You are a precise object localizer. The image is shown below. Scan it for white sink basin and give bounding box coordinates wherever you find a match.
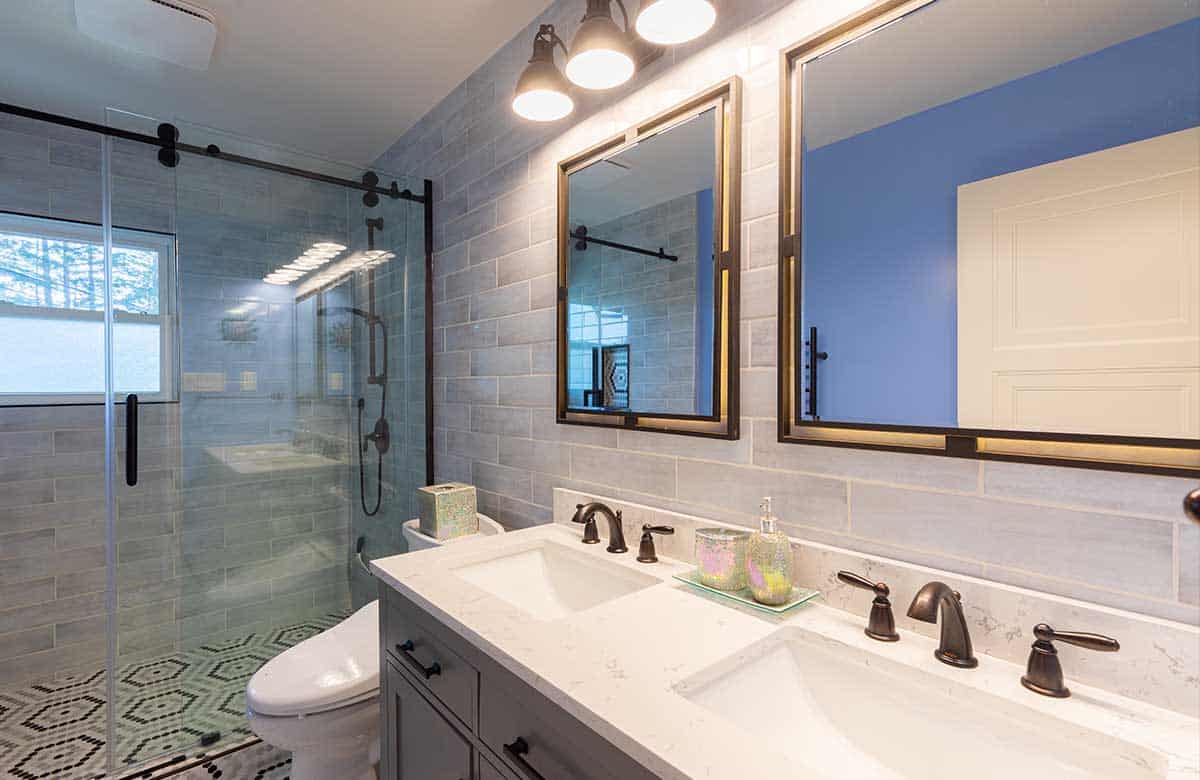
[679,627,1166,779]
[452,541,658,621]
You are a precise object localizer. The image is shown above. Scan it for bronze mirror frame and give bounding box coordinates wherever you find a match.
[556,77,742,439]
[776,0,1200,477]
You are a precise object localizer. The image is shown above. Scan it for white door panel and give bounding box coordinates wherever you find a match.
[958,127,1200,437]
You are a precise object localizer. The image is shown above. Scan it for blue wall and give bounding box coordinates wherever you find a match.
[801,18,1200,426]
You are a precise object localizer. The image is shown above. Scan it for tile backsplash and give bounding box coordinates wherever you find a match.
[376,0,1198,626]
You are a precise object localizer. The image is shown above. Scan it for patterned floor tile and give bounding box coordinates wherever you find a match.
[0,610,349,779]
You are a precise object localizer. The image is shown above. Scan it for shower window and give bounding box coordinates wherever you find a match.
[0,212,176,403]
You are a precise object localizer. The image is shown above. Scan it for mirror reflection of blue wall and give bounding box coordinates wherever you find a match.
[801,17,1200,426]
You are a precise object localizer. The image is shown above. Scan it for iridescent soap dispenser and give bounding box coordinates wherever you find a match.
[747,497,793,605]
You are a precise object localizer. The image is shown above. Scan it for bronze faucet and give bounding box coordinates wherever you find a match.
[571,502,627,553]
[907,581,978,668]
[1021,623,1119,698]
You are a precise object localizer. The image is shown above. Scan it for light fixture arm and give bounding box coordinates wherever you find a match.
[613,0,630,33]
[532,23,570,61]
[581,0,630,34]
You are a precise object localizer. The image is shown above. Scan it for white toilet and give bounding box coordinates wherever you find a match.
[245,514,503,780]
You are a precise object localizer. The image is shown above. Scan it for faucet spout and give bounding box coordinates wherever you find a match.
[571,502,627,554]
[907,581,978,668]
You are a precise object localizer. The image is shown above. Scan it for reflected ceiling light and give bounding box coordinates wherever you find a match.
[565,0,636,90]
[635,0,716,45]
[513,24,575,122]
[262,240,347,285]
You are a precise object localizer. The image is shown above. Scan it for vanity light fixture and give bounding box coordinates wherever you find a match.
[635,0,716,45]
[513,24,575,122]
[564,0,636,90]
[513,0,719,120]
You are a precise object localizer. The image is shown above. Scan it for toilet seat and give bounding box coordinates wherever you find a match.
[246,600,380,717]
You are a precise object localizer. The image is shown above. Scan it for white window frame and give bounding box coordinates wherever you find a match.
[0,212,177,405]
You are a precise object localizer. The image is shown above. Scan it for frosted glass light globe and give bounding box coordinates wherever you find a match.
[512,89,575,122]
[565,48,635,90]
[635,0,716,45]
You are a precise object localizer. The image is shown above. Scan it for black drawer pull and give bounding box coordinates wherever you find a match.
[503,737,547,780]
[396,640,441,679]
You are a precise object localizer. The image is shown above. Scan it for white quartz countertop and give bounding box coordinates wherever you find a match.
[372,523,1200,779]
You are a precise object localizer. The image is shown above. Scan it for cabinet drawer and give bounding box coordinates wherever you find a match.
[384,600,478,729]
[480,675,624,780]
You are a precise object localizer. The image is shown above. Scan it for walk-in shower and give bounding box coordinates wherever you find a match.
[0,102,431,777]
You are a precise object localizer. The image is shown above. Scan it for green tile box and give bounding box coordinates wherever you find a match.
[417,482,478,540]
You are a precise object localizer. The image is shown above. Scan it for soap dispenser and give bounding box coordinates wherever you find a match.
[747,497,793,605]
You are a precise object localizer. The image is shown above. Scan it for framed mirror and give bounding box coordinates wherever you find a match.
[779,0,1199,475]
[557,78,741,439]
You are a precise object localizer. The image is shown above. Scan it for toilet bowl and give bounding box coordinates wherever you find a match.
[246,600,381,780]
[246,513,504,779]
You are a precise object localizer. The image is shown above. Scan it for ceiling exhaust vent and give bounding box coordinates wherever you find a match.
[74,0,217,70]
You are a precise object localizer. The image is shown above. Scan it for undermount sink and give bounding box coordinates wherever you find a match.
[452,541,658,621]
[678,627,1166,779]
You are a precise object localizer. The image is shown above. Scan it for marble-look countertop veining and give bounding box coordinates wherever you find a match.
[372,523,1200,779]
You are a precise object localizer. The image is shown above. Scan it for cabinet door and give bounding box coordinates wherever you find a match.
[382,660,474,780]
[479,753,516,780]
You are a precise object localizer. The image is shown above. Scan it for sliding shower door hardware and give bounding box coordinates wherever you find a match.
[361,172,410,206]
[571,224,678,261]
[0,102,425,203]
[156,123,179,168]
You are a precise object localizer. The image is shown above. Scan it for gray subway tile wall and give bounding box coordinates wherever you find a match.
[374,0,1199,625]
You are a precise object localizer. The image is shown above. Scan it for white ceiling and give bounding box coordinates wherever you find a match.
[0,0,554,166]
[569,110,716,227]
[804,0,1200,149]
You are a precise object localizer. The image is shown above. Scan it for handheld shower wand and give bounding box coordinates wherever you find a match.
[321,217,392,517]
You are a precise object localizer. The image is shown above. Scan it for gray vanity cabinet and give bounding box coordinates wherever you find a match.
[382,659,476,780]
[380,586,658,780]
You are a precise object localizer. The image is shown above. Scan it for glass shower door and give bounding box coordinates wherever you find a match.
[0,111,115,779]
[1,105,426,777]
[165,126,411,758]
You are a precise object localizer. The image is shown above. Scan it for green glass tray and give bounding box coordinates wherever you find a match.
[673,569,821,614]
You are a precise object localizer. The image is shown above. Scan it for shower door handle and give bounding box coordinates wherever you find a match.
[804,326,829,420]
[125,394,138,487]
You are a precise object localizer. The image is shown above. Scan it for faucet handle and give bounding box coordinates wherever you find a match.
[571,504,600,544]
[837,571,899,642]
[1033,624,1120,652]
[1021,623,1119,698]
[636,525,674,563]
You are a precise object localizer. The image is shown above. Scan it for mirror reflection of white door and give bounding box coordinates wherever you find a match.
[957,127,1200,438]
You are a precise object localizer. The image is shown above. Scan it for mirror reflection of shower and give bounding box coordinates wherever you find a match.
[318,216,391,517]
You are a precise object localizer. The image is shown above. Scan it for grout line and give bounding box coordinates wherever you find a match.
[1173,522,1181,602]
[846,480,853,532]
